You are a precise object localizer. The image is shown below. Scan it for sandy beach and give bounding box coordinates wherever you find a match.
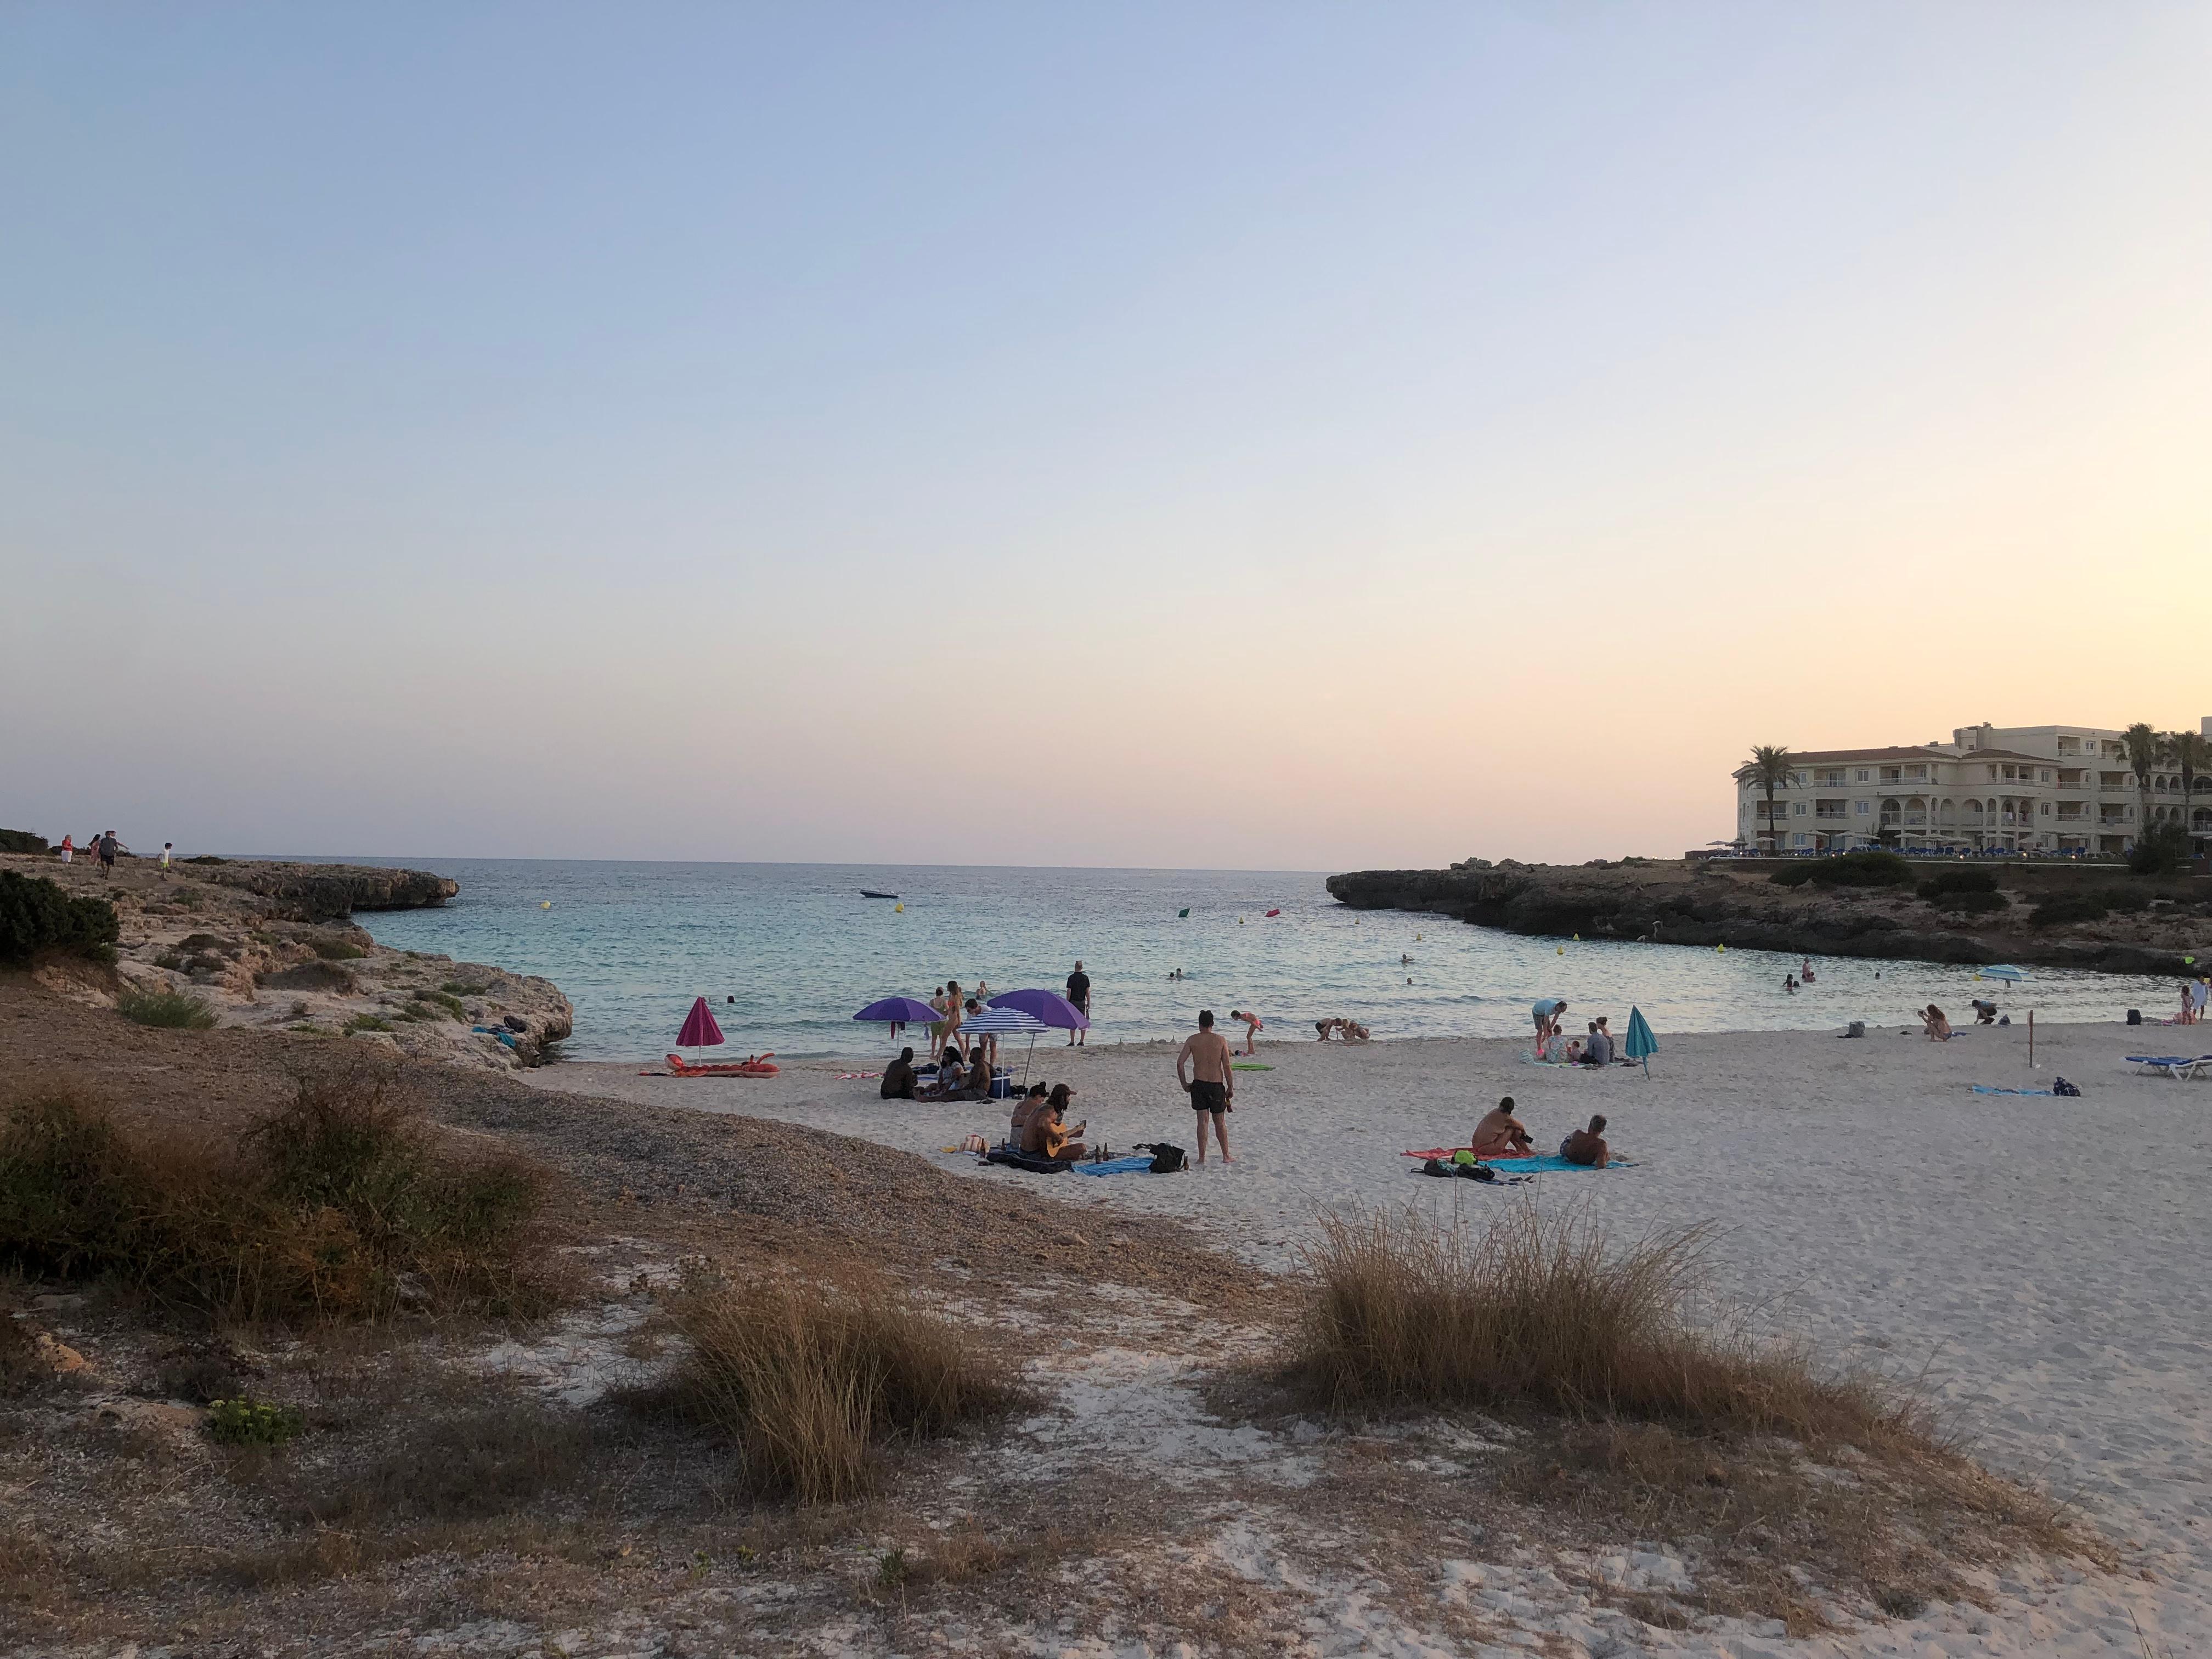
[535,1020,2212,1657]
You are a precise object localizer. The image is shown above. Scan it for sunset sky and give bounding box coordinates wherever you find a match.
[4,5,2208,868]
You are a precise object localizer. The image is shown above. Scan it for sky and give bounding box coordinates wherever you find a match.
[3,4,2208,870]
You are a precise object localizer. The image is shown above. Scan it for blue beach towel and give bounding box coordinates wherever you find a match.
[1489,1155,1634,1174]
[1069,1155,1156,1177]
[1970,1085,2056,1097]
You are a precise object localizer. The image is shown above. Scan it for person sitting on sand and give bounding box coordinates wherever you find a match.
[1024,1084,1086,1160]
[1228,1008,1262,1055]
[1579,1022,1614,1066]
[881,1047,919,1101]
[1009,1082,1049,1143]
[1971,998,1998,1025]
[1560,1114,1610,1168]
[1470,1097,1534,1158]
[1343,1020,1371,1042]
[1921,1003,1953,1041]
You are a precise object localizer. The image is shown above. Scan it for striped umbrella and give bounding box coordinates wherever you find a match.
[962,1004,1052,1085]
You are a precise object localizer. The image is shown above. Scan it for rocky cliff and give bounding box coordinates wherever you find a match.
[1327,859,2211,976]
[182,860,458,921]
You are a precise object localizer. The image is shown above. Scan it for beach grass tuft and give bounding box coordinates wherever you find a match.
[115,984,219,1030]
[672,1273,1024,1503]
[0,1065,551,1323]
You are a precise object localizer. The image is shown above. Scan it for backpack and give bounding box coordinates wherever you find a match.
[2052,1076,2081,1097]
[1140,1142,1188,1173]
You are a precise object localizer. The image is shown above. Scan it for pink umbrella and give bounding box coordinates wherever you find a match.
[677,996,725,1049]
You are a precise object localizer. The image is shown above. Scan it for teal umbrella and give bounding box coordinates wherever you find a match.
[1624,1006,1658,1076]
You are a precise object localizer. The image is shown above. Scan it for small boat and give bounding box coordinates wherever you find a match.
[663,1051,778,1077]
[860,889,899,900]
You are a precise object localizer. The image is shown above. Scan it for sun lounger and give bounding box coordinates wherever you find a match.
[2124,1055,2212,1080]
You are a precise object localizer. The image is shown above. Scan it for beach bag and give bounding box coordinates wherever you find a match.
[1145,1142,1188,1174]
[1421,1158,1454,1177]
[2126,1009,2142,1025]
[1453,1161,1496,1182]
[2052,1076,2081,1097]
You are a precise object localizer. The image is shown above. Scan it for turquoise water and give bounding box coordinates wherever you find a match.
[348,861,2170,1061]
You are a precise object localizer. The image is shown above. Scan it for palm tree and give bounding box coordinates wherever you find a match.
[2121,722,2162,850]
[1736,744,1795,855]
[2170,727,2211,856]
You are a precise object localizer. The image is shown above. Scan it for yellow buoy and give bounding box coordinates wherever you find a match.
[1556,944,1564,955]
[540,901,551,909]
[894,902,904,913]
[1717,944,1726,953]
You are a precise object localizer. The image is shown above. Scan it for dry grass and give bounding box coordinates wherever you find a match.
[0,1063,555,1323]
[1287,1199,2108,1634]
[674,1273,1026,1503]
[1294,1201,1889,1439]
[114,984,218,1030]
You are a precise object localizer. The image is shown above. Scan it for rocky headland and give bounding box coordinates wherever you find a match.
[1327,856,2211,975]
[1,852,571,1069]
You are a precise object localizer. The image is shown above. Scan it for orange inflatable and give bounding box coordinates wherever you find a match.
[661,1051,778,1077]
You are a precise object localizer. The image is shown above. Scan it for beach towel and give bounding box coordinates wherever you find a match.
[1069,1155,1156,1177]
[1970,1085,2056,1097]
[1232,1063,1272,1071]
[984,1148,1071,1175]
[1402,1147,1629,1171]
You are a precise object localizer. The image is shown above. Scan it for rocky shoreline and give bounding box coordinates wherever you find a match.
[2,853,571,1070]
[1327,857,2211,976]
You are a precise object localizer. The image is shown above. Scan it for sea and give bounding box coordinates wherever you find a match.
[340,861,2176,1063]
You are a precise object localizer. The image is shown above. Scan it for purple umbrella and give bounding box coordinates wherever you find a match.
[854,997,940,1024]
[987,988,1090,1030]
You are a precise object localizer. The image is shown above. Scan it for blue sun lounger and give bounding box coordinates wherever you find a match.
[2124,1055,2212,1080]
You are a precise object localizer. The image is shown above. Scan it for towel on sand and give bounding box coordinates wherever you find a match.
[1402,1147,1629,1172]
[1970,1085,2056,1096]
[1069,1155,1156,1177]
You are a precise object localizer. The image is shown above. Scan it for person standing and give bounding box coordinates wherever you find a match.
[1228,1008,1262,1055]
[96,831,119,877]
[1065,960,1091,1047]
[1175,1009,1235,1164]
[58,834,74,865]
[159,842,174,880]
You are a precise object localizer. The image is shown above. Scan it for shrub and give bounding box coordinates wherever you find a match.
[1290,1203,1892,1442]
[116,985,219,1030]
[0,872,119,963]
[1769,852,1913,891]
[2128,821,2191,876]
[675,1274,1024,1502]
[415,991,466,1020]
[344,1014,392,1034]
[1927,890,2009,916]
[0,1069,549,1322]
[0,830,49,856]
[208,1397,305,1447]
[184,855,227,865]
[2030,893,2110,928]
[311,937,368,962]
[296,1401,588,1523]
[1917,869,1997,898]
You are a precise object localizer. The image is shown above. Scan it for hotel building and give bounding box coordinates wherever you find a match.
[1733,720,2212,856]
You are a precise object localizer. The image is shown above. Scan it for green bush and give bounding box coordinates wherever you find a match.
[0,830,49,856]
[116,986,219,1030]
[1769,851,1914,890]
[2128,822,2191,876]
[207,1397,304,1447]
[1928,889,2009,915]
[311,938,368,961]
[0,872,120,963]
[344,1014,393,1035]
[2030,893,2109,928]
[1917,870,1998,898]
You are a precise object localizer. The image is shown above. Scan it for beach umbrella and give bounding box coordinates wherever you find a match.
[1975,964,2027,983]
[677,996,724,1051]
[987,988,1090,1030]
[961,1003,1053,1084]
[1624,1006,1658,1076]
[853,996,939,1024]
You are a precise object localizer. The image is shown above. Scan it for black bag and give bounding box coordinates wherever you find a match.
[1141,1142,1187,1173]
[2126,1009,2142,1025]
[2052,1076,2081,1097]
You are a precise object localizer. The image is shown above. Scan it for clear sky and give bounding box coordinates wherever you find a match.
[4,5,2208,868]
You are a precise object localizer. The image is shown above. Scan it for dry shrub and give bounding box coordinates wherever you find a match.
[0,1065,551,1323]
[292,1399,589,1526]
[114,984,218,1029]
[675,1274,1024,1503]
[1294,1200,1882,1440]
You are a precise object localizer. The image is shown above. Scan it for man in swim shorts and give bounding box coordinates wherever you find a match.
[1065,961,1091,1046]
[1228,1008,1262,1055]
[1176,1009,1235,1164]
[1561,1114,1610,1167]
[1470,1097,1534,1158]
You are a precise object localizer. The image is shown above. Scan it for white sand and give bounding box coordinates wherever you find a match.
[532,1021,2212,1656]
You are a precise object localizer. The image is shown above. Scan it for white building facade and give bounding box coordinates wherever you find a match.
[1734,720,2212,856]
